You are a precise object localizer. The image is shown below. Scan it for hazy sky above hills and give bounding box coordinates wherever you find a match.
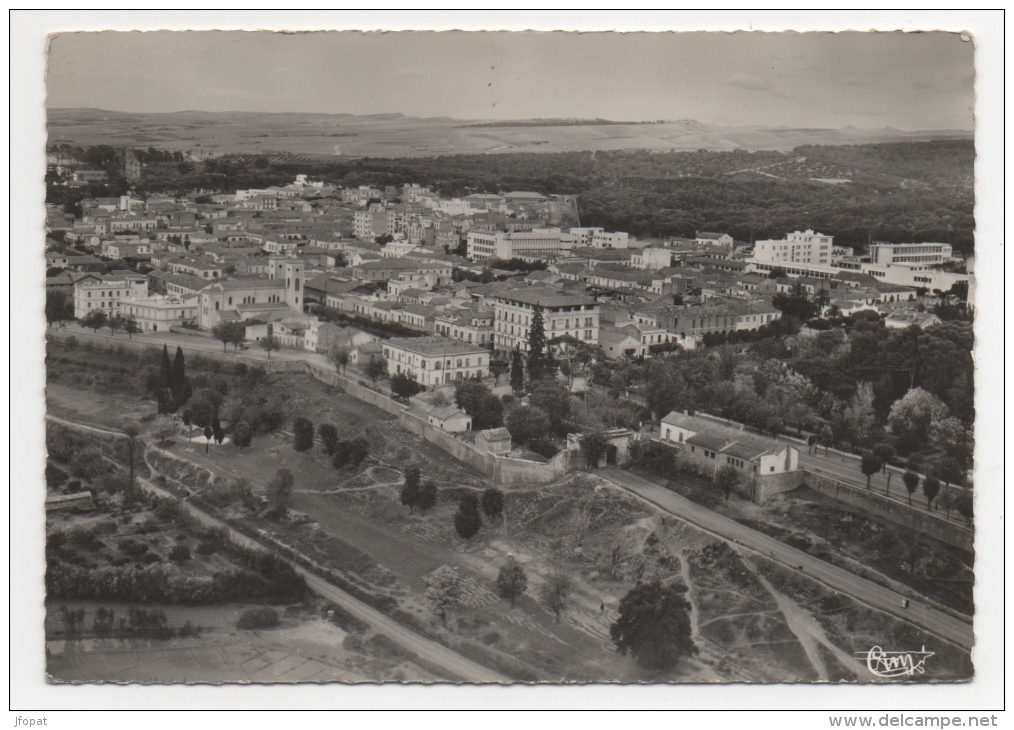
[47,30,975,130]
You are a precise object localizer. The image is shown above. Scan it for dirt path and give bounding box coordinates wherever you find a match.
[739,552,867,683]
[600,468,973,649]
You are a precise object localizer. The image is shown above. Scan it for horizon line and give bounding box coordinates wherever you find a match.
[44,107,976,135]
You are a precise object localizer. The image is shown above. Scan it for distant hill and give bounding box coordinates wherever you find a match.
[47,108,972,159]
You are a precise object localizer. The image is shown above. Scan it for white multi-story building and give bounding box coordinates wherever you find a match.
[590,231,629,249]
[382,335,490,387]
[491,289,599,353]
[753,229,833,267]
[353,205,407,240]
[466,229,564,261]
[868,242,953,267]
[122,294,199,333]
[73,272,149,319]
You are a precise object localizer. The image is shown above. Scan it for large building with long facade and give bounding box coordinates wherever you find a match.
[868,242,953,266]
[466,229,566,261]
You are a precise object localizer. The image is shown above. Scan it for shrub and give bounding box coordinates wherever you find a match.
[236,607,280,630]
[342,633,365,652]
[292,417,315,452]
[118,538,149,558]
[140,552,162,565]
[46,463,69,488]
[169,545,192,563]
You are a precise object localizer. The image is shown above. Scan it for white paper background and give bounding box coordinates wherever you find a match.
[9,9,1005,719]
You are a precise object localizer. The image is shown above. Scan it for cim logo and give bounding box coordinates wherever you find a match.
[855,646,935,678]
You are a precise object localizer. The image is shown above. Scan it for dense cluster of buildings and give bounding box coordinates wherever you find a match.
[46,169,971,382]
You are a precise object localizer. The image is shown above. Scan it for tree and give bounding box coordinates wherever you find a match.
[510,347,525,391]
[266,468,295,518]
[259,333,281,359]
[819,424,834,456]
[186,388,222,429]
[156,344,172,406]
[454,381,504,430]
[168,346,189,411]
[714,465,741,503]
[480,487,505,522]
[873,443,895,474]
[232,421,252,450]
[539,568,573,623]
[211,413,225,445]
[765,416,784,441]
[526,304,551,381]
[390,372,423,399]
[123,315,140,339]
[317,423,339,455]
[292,417,314,452]
[108,314,126,337]
[453,493,482,539]
[122,420,142,507]
[364,355,387,385]
[346,437,370,467]
[610,581,698,671]
[528,381,572,436]
[169,545,192,563]
[45,288,74,325]
[922,475,941,510]
[203,426,213,454]
[424,566,463,629]
[400,465,421,513]
[505,405,550,447]
[489,359,509,385]
[417,480,438,514]
[581,430,610,470]
[328,345,351,376]
[80,309,107,334]
[151,415,177,445]
[902,470,920,505]
[955,490,973,525]
[888,388,949,455]
[496,556,528,608]
[860,451,882,490]
[212,321,245,352]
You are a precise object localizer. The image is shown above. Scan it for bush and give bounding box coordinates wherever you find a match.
[236,607,280,630]
[342,633,365,652]
[140,552,162,565]
[46,463,69,488]
[118,538,149,558]
[528,438,560,459]
[169,545,192,563]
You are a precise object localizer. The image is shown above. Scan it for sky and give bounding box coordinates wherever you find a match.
[46,29,975,130]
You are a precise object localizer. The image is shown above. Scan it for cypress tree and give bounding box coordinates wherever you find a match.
[169,346,188,411]
[510,347,525,391]
[212,413,224,445]
[527,304,548,381]
[157,344,171,392]
[171,346,186,392]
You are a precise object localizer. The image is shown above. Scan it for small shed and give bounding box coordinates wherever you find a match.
[427,406,472,433]
[476,427,512,455]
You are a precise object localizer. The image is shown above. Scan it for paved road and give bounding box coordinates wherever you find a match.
[599,467,974,649]
[52,415,510,683]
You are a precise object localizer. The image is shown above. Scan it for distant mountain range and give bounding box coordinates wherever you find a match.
[47,108,973,159]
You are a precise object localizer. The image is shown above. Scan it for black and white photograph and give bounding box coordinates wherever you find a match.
[12,9,1004,719]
